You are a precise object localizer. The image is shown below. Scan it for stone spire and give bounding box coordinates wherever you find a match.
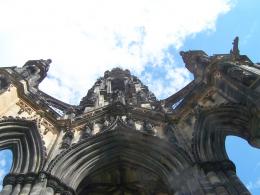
[15,59,52,87]
[79,67,158,113]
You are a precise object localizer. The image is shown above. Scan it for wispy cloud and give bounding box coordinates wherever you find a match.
[0,160,6,167]
[247,178,260,191]
[242,21,258,46]
[0,0,233,103]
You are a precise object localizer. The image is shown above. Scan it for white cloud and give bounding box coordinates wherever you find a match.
[0,0,234,103]
[247,178,260,191]
[0,160,6,167]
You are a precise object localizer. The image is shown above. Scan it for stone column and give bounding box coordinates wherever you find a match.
[0,175,16,195]
[18,184,31,195]
[29,173,46,195]
[10,183,21,195]
[225,170,250,195]
[43,187,55,195]
[19,174,35,195]
[11,175,24,195]
[29,182,44,195]
[44,178,59,195]
[0,185,13,195]
[206,171,227,194]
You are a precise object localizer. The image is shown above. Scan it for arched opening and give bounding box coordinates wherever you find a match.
[0,119,45,174]
[0,149,13,190]
[48,128,192,194]
[191,104,256,194]
[226,136,260,195]
[77,162,169,195]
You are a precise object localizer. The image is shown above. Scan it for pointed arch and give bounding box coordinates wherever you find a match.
[190,104,257,194]
[192,103,257,162]
[47,126,192,193]
[0,118,45,173]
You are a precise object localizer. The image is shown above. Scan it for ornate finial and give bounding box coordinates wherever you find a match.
[24,58,52,69]
[40,59,52,72]
[20,58,52,87]
[230,36,240,58]
[46,59,52,65]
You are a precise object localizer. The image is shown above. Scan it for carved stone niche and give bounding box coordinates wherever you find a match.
[93,122,102,134]
[102,115,114,130]
[60,130,74,149]
[143,120,154,134]
[80,124,93,140]
[125,115,135,129]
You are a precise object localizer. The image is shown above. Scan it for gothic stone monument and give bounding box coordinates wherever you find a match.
[0,37,260,195]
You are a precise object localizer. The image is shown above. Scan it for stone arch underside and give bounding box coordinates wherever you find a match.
[191,103,258,195]
[0,119,45,174]
[77,161,169,195]
[192,103,258,162]
[47,129,193,194]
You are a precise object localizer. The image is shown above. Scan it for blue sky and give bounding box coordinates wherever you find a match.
[0,0,260,194]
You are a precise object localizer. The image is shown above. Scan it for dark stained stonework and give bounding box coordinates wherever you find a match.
[0,37,259,194]
[78,67,158,114]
